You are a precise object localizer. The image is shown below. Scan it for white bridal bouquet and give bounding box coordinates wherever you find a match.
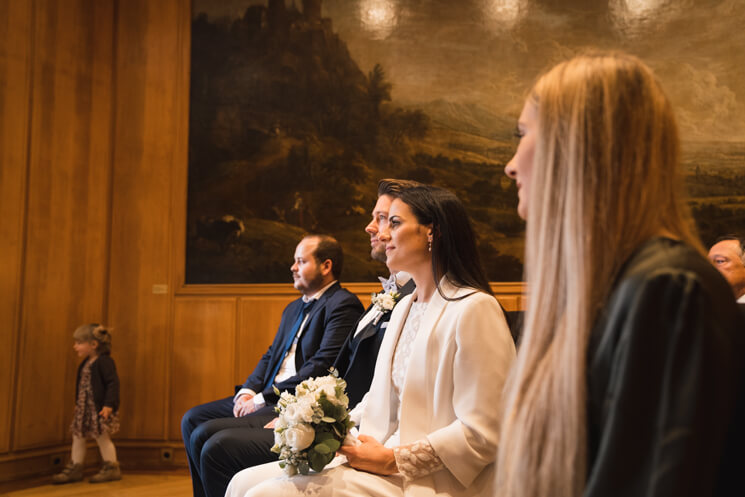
[271,372,354,476]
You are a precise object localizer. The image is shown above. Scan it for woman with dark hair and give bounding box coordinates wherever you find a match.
[227,184,515,497]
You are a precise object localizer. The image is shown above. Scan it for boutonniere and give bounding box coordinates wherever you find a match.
[370,289,402,324]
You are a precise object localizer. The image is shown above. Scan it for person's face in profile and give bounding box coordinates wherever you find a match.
[505,100,538,220]
[73,339,98,358]
[365,194,393,263]
[708,239,745,299]
[379,198,431,274]
[290,237,326,296]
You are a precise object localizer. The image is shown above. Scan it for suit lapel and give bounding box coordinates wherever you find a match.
[354,318,379,342]
[305,281,337,323]
[294,282,338,366]
[360,291,412,442]
[356,278,416,342]
[398,278,416,298]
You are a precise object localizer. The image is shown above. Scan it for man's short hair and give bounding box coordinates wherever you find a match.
[377,178,423,198]
[306,234,344,280]
[714,235,745,263]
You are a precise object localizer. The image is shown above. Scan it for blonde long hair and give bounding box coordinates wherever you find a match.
[496,52,701,497]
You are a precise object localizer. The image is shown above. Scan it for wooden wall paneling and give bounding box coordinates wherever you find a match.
[109,0,188,440]
[0,0,33,454]
[235,296,297,392]
[170,0,191,293]
[495,295,520,312]
[169,298,237,440]
[13,0,114,450]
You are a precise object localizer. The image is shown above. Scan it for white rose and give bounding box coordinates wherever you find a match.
[380,294,395,309]
[284,423,315,451]
[316,383,338,403]
[278,391,295,407]
[274,430,285,447]
[297,378,316,396]
[275,415,288,430]
[284,399,314,424]
[313,376,338,402]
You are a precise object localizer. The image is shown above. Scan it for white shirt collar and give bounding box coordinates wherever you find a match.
[394,271,412,288]
[302,280,337,303]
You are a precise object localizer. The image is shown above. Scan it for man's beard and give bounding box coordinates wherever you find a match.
[371,245,387,264]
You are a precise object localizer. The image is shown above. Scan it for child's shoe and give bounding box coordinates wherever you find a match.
[89,460,121,483]
[52,462,84,484]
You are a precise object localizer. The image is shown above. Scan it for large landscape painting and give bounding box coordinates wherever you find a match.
[186,0,745,284]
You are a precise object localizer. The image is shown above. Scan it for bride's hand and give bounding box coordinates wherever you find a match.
[338,434,397,475]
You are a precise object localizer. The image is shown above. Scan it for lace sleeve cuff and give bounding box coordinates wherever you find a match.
[393,439,444,481]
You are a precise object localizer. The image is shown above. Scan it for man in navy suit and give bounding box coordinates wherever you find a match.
[181,234,363,497]
[333,178,418,408]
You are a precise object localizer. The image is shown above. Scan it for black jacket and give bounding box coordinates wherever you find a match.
[76,354,120,412]
[585,237,745,497]
[334,279,416,407]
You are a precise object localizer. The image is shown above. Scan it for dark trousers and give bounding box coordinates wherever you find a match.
[181,396,277,497]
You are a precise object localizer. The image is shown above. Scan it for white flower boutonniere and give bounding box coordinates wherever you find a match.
[370,290,402,324]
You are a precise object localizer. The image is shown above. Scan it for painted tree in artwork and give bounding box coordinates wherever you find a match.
[367,64,392,120]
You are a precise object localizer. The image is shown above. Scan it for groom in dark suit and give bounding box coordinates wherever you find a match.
[181,234,363,497]
[333,178,418,407]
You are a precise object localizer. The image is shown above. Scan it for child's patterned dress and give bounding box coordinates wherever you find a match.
[70,357,120,437]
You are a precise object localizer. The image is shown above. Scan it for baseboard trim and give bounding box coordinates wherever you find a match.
[0,442,188,491]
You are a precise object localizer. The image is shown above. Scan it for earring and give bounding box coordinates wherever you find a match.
[427,237,432,252]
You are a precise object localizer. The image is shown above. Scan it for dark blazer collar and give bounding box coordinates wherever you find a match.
[303,280,340,320]
[398,278,416,297]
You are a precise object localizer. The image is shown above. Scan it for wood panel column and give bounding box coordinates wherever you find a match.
[12,0,115,451]
[108,0,190,440]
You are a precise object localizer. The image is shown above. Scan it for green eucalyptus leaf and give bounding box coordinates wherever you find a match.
[323,438,341,452]
[314,443,331,455]
[308,451,325,472]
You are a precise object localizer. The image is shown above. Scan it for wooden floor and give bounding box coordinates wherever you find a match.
[3,472,193,497]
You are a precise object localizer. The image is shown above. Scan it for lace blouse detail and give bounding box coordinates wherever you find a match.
[387,301,444,480]
[394,439,445,481]
[391,301,426,401]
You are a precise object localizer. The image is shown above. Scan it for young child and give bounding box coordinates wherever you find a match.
[52,324,122,484]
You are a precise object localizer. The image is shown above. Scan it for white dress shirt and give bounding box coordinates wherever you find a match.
[235,280,338,408]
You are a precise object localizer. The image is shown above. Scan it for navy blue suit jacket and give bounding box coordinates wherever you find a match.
[241,281,363,405]
[333,279,416,407]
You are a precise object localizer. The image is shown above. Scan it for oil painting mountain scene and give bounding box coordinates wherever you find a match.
[187,0,745,283]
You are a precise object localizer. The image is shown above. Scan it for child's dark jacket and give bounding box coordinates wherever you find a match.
[76,354,120,412]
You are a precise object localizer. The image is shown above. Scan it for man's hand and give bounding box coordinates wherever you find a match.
[337,434,397,475]
[98,406,113,420]
[233,394,257,417]
[263,417,278,429]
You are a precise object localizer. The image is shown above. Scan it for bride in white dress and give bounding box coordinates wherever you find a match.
[226,184,516,497]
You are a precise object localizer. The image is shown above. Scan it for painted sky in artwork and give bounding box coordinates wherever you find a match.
[195,0,745,144]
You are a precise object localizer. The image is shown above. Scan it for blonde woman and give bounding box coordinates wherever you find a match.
[498,52,744,497]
